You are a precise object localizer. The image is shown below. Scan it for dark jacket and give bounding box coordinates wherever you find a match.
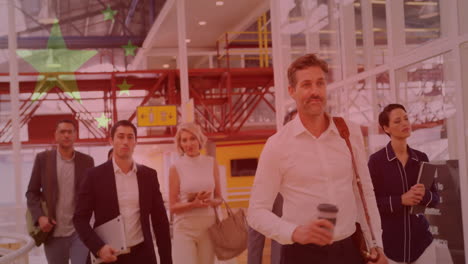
[73,160,172,264]
[26,149,95,224]
[368,143,439,262]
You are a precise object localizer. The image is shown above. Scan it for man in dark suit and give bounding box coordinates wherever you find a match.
[74,120,172,264]
[26,119,95,264]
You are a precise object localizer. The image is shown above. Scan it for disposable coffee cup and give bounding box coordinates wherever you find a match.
[317,203,338,225]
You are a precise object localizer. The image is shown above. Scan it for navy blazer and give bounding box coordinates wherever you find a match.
[368,143,439,262]
[73,160,172,264]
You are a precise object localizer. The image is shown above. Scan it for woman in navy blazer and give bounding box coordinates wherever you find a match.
[368,104,439,264]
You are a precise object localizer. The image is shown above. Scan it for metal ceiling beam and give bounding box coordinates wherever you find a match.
[17,3,126,35]
[95,0,135,36]
[125,0,140,28]
[0,36,145,49]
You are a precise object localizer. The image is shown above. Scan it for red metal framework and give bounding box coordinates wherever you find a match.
[0,68,276,145]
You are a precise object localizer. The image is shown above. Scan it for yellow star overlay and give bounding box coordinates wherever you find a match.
[17,22,97,103]
[102,5,118,21]
[117,79,133,96]
[122,40,137,56]
[95,113,112,129]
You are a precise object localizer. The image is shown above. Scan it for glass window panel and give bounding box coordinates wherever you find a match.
[355,0,388,70]
[328,85,347,117]
[230,158,258,177]
[328,72,392,128]
[373,2,387,66]
[404,0,441,47]
[354,0,365,72]
[347,80,375,125]
[280,0,343,83]
[398,55,454,133]
[395,52,456,160]
[379,54,464,260]
[375,71,394,111]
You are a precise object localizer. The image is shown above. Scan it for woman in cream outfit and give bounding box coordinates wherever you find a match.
[169,122,223,264]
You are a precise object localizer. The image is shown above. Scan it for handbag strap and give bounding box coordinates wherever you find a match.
[332,117,377,247]
[212,198,237,223]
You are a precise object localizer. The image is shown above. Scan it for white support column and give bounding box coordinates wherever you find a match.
[327,0,342,83]
[459,0,468,35]
[445,0,468,261]
[439,0,451,39]
[304,0,320,54]
[385,0,405,102]
[338,1,358,120]
[385,0,405,56]
[361,0,375,71]
[459,41,468,264]
[361,0,379,144]
[176,0,190,121]
[439,1,458,161]
[441,54,457,159]
[8,0,23,233]
[339,1,357,78]
[208,55,213,69]
[270,0,287,130]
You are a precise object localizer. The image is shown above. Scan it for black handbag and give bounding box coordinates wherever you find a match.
[26,201,53,246]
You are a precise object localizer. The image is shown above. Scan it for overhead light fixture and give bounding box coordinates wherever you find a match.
[163,64,170,68]
[185,39,191,43]
[198,21,207,26]
[216,1,224,6]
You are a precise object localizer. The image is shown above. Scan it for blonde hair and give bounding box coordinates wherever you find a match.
[175,123,207,155]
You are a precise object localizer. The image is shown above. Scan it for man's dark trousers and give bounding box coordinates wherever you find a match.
[280,236,364,264]
[112,243,153,264]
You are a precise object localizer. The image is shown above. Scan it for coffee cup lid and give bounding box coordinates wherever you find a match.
[317,203,338,213]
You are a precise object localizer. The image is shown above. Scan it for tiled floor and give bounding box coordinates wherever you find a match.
[22,218,276,264]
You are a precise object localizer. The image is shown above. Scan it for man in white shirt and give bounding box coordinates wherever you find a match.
[74,120,172,264]
[247,54,388,264]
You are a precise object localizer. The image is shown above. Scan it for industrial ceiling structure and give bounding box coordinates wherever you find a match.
[0,0,448,145]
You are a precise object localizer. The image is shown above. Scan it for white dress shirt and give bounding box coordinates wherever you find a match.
[247,116,383,247]
[112,158,144,247]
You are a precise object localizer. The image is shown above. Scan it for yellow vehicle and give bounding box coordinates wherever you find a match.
[215,139,267,208]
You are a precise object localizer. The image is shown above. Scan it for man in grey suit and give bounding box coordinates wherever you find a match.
[26,119,95,264]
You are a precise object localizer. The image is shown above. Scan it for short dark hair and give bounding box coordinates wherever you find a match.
[288,54,329,87]
[56,119,77,131]
[110,120,137,139]
[378,104,407,136]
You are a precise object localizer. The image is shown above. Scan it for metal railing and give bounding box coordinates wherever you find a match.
[0,233,34,264]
